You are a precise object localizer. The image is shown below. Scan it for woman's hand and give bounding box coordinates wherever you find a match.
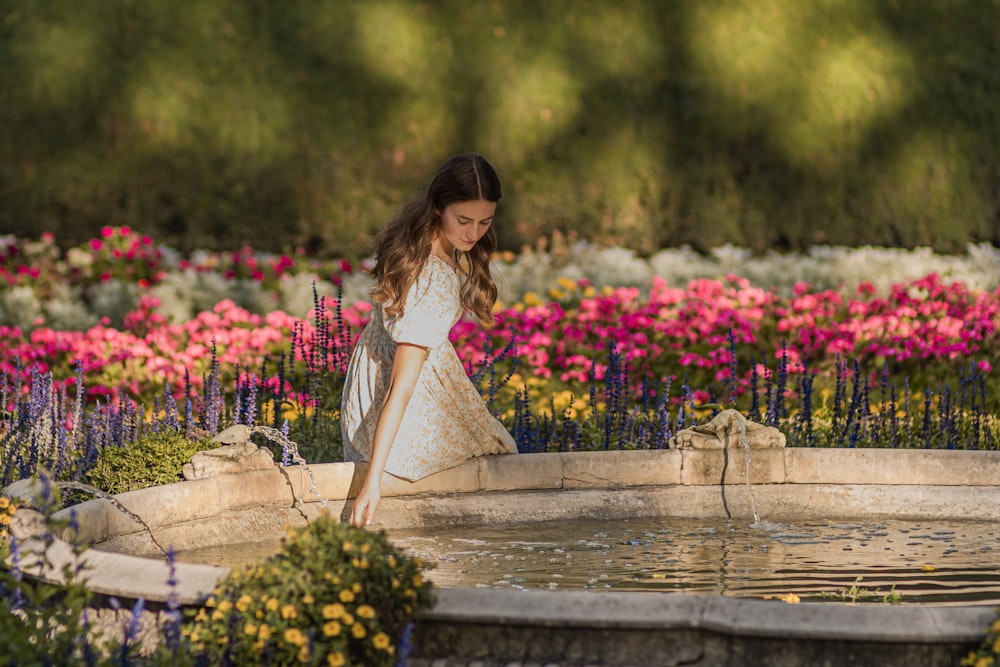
[350,481,381,527]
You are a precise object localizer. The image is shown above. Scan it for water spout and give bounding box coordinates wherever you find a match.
[247,425,329,509]
[732,413,761,525]
[5,473,168,557]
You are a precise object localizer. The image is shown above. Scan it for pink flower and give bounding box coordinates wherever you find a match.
[100,226,114,238]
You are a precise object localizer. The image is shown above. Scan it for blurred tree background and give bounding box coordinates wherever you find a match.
[1,0,998,258]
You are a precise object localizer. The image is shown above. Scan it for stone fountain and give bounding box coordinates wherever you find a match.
[6,412,999,666]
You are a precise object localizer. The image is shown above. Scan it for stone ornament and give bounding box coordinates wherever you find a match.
[182,427,276,481]
[670,409,785,450]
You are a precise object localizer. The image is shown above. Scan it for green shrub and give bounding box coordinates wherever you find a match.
[183,513,434,666]
[86,430,213,494]
[4,2,1000,255]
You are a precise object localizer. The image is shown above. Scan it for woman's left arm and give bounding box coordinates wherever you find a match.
[349,342,428,527]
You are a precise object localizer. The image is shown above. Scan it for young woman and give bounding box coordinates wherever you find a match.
[341,153,519,527]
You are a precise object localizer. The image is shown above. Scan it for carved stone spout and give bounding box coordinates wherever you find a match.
[670,409,785,450]
[182,426,276,480]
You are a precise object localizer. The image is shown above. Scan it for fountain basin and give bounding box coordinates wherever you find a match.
[12,447,1000,666]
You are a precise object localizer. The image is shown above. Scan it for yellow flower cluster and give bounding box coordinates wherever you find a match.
[961,615,1000,666]
[179,514,433,666]
[0,496,18,541]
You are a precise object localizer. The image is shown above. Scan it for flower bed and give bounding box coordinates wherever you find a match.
[2,229,999,489]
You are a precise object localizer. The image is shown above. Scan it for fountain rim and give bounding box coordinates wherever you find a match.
[10,447,1000,648]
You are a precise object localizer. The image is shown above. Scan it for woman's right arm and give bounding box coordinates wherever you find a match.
[349,342,428,527]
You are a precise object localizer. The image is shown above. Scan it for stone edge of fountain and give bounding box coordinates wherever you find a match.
[7,447,1000,651]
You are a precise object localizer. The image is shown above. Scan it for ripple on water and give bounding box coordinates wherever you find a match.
[173,516,1000,605]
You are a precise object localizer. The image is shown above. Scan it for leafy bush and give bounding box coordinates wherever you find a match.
[86,430,213,494]
[183,513,434,666]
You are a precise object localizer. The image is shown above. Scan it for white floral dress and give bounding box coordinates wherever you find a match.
[341,256,518,480]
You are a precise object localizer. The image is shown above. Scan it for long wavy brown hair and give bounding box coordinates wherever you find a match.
[371,153,502,324]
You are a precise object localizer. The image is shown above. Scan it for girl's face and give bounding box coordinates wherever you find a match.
[435,199,496,255]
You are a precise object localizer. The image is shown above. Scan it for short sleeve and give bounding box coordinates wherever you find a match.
[383,259,459,348]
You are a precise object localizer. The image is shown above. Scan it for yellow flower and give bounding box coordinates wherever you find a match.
[323,603,345,619]
[189,632,201,643]
[372,632,391,650]
[387,555,397,568]
[323,621,341,637]
[211,610,225,621]
[356,605,376,619]
[284,628,306,646]
[992,619,1000,633]
[522,291,540,307]
[298,646,311,663]
[218,636,229,646]
[338,589,355,603]
[205,596,216,608]
[281,604,298,620]
[583,286,597,298]
[352,582,362,593]
[412,574,423,587]
[556,276,577,291]
[341,613,354,625]
[244,623,257,636]
[303,594,315,605]
[0,497,9,509]
[266,598,280,612]
[258,624,272,640]
[217,599,233,613]
[351,622,367,639]
[236,594,253,612]
[994,638,1000,655]
[975,656,994,667]
[327,653,346,667]
[548,288,566,300]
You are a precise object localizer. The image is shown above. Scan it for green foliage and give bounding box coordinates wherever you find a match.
[85,430,212,494]
[817,576,902,605]
[183,513,434,666]
[2,1,999,256]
